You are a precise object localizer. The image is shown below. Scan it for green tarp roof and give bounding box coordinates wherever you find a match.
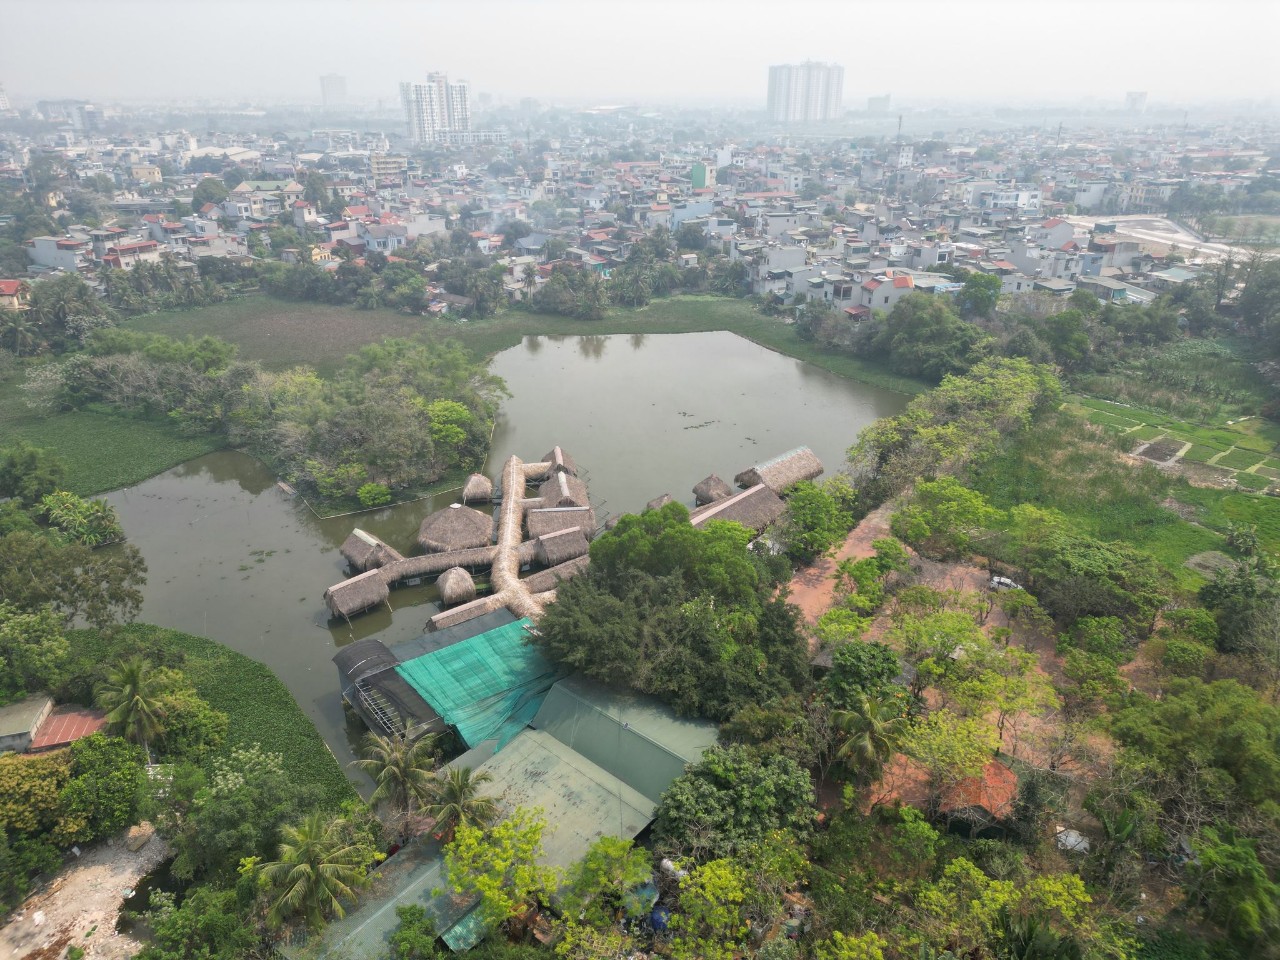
[395,618,568,749]
[529,674,718,805]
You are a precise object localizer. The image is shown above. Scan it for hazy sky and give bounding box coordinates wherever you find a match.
[5,0,1276,107]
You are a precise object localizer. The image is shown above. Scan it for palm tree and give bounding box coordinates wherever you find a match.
[833,693,911,784]
[259,811,371,930]
[349,732,437,829]
[0,312,36,356]
[521,262,537,299]
[95,656,172,757]
[422,767,498,843]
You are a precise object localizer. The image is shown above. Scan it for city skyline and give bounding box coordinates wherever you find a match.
[3,0,1277,109]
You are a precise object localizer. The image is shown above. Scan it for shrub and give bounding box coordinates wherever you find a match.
[357,482,392,508]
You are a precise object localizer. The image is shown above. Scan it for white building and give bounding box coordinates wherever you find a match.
[400,73,470,145]
[767,62,844,123]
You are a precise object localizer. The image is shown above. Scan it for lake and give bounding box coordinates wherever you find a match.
[104,331,907,775]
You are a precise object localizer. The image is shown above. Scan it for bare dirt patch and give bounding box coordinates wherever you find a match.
[1138,438,1184,463]
[0,825,169,960]
[786,500,896,627]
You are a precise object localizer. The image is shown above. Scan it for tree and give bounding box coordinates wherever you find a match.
[0,532,146,628]
[833,693,911,784]
[1187,826,1280,946]
[781,477,855,563]
[422,766,498,842]
[351,733,437,829]
[1,311,38,356]
[891,476,1001,559]
[95,656,174,756]
[0,442,66,505]
[53,733,147,845]
[389,904,442,960]
[560,836,652,928]
[444,807,559,929]
[900,710,1000,815]
[957,272,1002,319]
[814,931,887,960]
[868,294,991,380]
[654,745,815,861]
[668,859,749,960]
[0,602,69,702]
[823,640,901,709]
[192,177,229,208]
[259,810,373,930]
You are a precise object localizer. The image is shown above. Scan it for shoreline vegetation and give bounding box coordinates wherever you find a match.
[0,293,926,503]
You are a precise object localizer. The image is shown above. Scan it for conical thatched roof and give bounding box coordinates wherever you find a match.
[417,503,493,553]
[692,474,733,505]
[462,473,493,504]
[324,569,390,619]
[646,493,674,512]
[527,506,596,540]
[734,446,823,494]
[437,566,477,607]
[690,483,786,533]
[535,527,590,567]
[339,528,405,573]
[541,446,578,476]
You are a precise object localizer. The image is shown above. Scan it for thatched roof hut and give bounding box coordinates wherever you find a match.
[690,484,786,533]
[541,446,578,476]
[462,473,493,504]
[417,503,493,553]
[536,527,590,567]
[734,446,824,494]
[546,471,590,508]
[339,528,405,573]
[646,493,674,512]
[438,566,477,607]
[324,569,390,619]
[522,554,590,593]
[693,474,733,505]
[527,506,596,540]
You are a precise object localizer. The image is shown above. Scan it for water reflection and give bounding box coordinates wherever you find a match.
[577,335,608,360]
[523,334,542,354]
[629,333,647,350]
[110,332,907,775]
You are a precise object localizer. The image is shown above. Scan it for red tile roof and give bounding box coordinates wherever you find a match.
[0,280,25,296]
[941,761,1018,820]
[28,706,107,752]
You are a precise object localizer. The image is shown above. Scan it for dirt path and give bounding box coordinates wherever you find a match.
[0,826,169,960]
[786,501,896,626]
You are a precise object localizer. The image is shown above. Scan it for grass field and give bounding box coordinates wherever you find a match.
[125,296,431,376]
[0,376,226,496]
[127,294,931,394]
[1071,393,1280,490]
[66,623,356,806]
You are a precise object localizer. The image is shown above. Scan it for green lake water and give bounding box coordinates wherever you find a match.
[104,332,907,774]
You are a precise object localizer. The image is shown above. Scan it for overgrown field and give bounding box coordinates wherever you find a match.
[971,411,1225,593]
[66,623,356,806]
[0,376,225,496]
[1074,338,1272,423]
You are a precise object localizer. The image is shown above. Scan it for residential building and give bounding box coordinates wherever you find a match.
[369,153,409,180]
[26,236,90,272]
[400,73,470,145]
[767,62,844,123]
[0,279,31,311]
[690,160,716,189]
[320,73,347,111]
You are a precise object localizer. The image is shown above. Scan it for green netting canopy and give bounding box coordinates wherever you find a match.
[395,618,568,749]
